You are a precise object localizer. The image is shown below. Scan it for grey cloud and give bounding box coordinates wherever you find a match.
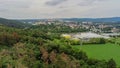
[0,8,8,12]
[0,0,32,9]
[45,0,67,6]
[78,0,104,6]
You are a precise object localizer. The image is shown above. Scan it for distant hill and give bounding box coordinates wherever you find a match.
[17,17,120,23]
[60,17,120,22]
[17,19,46,24]
[0,18,31,28]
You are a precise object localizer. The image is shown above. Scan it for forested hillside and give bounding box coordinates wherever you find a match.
[0,24,116,68]
[0,18,31,28]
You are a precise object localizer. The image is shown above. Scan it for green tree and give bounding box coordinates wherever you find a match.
[107,59,116,68]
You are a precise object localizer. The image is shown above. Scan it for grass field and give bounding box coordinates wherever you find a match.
[73,43,120,66]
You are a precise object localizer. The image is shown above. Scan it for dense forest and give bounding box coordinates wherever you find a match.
[0,22,117,68]
[0,17,117,68]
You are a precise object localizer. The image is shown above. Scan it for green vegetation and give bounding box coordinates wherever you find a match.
[31,24,88,33]
[0,24,118,68]
[73,43,120,66]
[0,18,31,28]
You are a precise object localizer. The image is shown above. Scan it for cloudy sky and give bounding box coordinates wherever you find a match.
[0,0,120,19]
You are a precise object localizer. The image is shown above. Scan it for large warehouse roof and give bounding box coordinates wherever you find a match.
[73,32,110,39]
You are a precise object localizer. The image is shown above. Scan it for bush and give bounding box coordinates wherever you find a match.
[88,38,106,44]
[107,59,116,68]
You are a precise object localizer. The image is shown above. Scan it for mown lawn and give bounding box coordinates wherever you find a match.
[72,43,120,66]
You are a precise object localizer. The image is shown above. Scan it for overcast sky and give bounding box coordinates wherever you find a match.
[0,0,120,19]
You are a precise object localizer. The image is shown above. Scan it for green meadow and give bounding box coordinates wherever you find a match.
[73,43,120,66]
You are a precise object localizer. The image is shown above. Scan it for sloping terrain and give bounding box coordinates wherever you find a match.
[0,18,31,28]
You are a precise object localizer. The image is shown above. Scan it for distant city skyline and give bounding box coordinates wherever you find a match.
[0,0,120,19]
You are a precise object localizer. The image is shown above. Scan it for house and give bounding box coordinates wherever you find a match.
[111,28,120,33]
